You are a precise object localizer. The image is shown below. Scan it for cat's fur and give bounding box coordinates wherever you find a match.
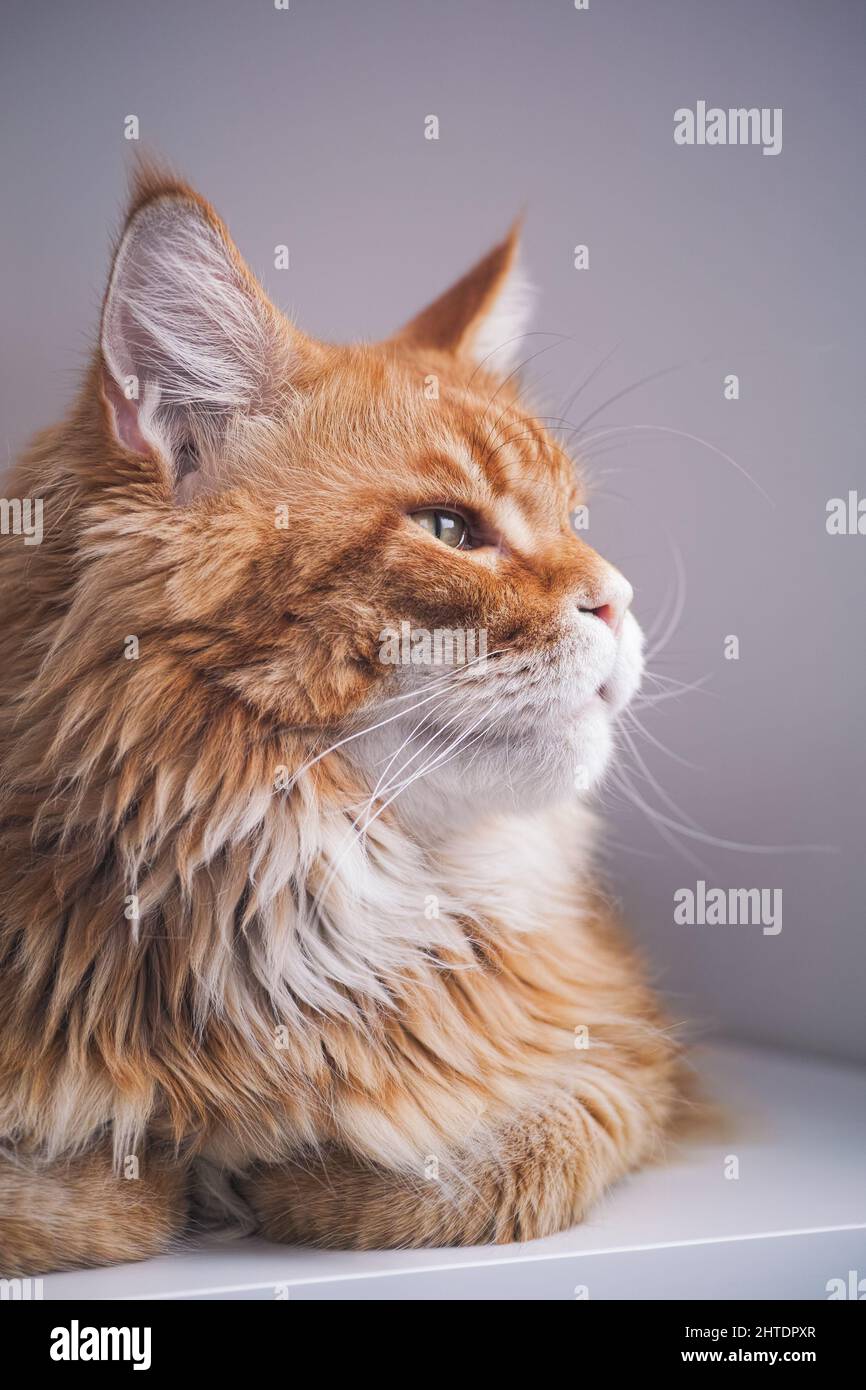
[0,167,681,1273]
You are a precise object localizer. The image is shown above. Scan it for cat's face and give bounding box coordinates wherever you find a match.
[97,172,642,830]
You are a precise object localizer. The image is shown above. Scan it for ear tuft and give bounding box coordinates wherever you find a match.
[395,221,533,374]
[126,154,198,216]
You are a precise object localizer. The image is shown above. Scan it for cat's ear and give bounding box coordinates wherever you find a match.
[99,169,295,500]
[394,222,532,374]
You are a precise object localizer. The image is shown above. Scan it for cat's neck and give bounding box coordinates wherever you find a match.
[281,778,597,1007]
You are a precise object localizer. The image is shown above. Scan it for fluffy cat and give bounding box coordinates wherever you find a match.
[0,167,681,1273]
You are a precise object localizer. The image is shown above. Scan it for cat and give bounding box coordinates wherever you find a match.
[0,165,681,1274]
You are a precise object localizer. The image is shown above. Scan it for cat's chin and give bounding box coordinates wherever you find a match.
[351,696,616,843]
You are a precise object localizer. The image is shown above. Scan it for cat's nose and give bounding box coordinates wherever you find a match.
[578,571,633,635]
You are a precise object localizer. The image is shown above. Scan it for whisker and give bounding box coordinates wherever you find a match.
[645,546,687,660]
[360,693,507,833]
[476,337,569,421]
[375,647,503,708]
[610,760,837,856]
[620,708,701,770]
[565,355,713,441]
[308,692,509,915]
[556,343,619,425]
[633,673,715,707]
[573,423,774,506]
[618,724,704,834]
[609,763,707,870]
[463,331,569,398]
[292,650,504,780]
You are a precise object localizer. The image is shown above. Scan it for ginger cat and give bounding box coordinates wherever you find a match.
[0,168,680,1273]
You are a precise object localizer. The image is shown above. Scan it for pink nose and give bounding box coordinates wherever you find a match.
[578,573,633,635]
[587,601,618,630]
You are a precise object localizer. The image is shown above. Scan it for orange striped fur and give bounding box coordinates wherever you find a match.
[0,169,681,1273]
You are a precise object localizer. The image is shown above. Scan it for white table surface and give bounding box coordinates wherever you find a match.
[39,1041,866,1300]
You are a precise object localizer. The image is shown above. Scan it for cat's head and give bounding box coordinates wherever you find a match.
[93,168,642,833]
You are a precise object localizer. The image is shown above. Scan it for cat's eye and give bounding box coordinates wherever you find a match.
[410,508,471,549]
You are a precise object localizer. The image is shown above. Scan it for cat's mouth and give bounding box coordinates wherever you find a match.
[374,610,642,733]
[346,611,644,828]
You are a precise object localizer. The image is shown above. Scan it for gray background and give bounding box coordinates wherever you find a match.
[2,0,864,1062]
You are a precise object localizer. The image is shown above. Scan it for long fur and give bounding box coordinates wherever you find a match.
[0,168,682,1273]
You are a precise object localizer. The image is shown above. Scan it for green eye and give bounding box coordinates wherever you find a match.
[411,509,470,549]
